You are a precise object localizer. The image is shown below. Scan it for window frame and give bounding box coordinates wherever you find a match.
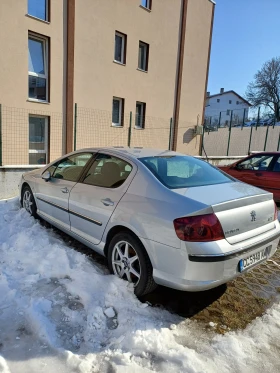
[114,31,127,65]
[135,101,146,129]
[28,32,49,102]
[112,97,124,127]
[138,41,149,72]
[140,0,152,10]
[29,115,49,165]
[27,0,49,22]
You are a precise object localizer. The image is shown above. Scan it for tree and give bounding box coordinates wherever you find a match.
[246,57,280,120]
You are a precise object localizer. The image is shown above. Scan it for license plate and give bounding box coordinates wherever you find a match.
[239,245,272,272]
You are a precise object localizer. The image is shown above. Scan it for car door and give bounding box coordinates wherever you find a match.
[256,155,280,201]
[68,152,136,245]
[35,152,93,230]
[229,154,274,187]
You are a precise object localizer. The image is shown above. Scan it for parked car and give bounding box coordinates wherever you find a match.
[219,152,280,202]
[20,148,280,296]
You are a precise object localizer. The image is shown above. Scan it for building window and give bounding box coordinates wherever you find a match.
[141,0,152,10]
[28,0,48,21]
[112,97,124,126]
[135,102,146,128]
[217,99,220,103]
[28,34,49,101]
[236,101,239,105]
[229,100,232,104]
[226,110,231,116]
[114,32,127,64]
[138,41,149,71]
[29,116,48,165]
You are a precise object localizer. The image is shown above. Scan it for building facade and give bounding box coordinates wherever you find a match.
[205,89,251,127]
[0,0,214,166]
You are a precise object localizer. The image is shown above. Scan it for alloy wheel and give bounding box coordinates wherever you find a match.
[23,190,33,215]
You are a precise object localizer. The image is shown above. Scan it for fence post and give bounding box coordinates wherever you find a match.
[242,108,246,129]
[128,111,132,147]
[248,125,253,154]
[226,110,233,156]
[0,104,2,166]
[256,107,260,130]
[200,123,205,156]
[263,125,269,151]
[277,134,280,151]
[169,118,173,150]
[74,103,77,151]
[218,111,222,128]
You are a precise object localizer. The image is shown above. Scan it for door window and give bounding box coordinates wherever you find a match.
[51,153,93,182]
[237,155,273,171]
[272,157,280,172]
[83,154,132,188]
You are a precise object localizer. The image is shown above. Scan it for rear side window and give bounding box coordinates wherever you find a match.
[139,156,233,189]
[83,153,132,188]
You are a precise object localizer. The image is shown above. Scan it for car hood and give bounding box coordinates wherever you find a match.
[23,168,44,178]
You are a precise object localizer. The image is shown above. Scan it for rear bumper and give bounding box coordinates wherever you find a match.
[142,224,280,292]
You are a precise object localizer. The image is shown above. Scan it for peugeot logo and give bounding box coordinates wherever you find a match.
[250,210,256,222]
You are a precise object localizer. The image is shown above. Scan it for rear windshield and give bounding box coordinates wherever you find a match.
[139,156,234,189]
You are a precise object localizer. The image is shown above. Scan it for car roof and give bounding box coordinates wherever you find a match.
[77,147,186,160]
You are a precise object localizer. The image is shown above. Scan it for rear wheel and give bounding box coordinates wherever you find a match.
[22,186,37,217]
[108,232,157,297]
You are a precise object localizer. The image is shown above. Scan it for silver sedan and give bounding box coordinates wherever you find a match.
[20,148,280,296]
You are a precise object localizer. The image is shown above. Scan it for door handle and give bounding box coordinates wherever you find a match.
[61,187,69,193]
[101,198,114,206]
[255,173,263,177]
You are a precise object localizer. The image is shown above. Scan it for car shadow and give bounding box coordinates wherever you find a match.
[39,218,227,319]
[139,284,227,318]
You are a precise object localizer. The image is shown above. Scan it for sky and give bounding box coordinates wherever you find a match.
[207,0,280,98]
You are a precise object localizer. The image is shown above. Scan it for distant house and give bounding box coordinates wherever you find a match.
[205,88,252,126]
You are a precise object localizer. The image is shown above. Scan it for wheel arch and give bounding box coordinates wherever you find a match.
[103,225,153,265]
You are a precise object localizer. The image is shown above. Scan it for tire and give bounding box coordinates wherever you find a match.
[108,232,157,297]
[21,185,37,217]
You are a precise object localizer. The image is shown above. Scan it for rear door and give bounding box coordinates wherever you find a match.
[257,155,280,201]
[68,152,136,245]
[35,152,93,230]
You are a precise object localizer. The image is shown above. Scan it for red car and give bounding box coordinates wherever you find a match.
[219,152,280,202]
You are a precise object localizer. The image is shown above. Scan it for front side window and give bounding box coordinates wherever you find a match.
[237,155,274,171]
[114,32,126,64]
[112,97,124,126]
[52,153,93,182]
[140,156,233,189]
[141,0,152,10]
[28,0,48,21]
[135,101,146,128]
[29,116,48,165]
[138,41,149,71]
[28,34,48,101]
[83,154,132,188]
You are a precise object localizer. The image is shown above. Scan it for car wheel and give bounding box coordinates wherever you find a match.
[108,232,157,297]
[22,186,37,217]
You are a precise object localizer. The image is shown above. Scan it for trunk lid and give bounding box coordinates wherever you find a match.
[173,182,275,244]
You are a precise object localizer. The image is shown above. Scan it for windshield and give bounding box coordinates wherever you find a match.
[139,155,234,189]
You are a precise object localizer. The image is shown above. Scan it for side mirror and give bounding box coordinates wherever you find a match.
[42,171,51,182]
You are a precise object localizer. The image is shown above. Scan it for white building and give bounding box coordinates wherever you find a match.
[205,88,252,127]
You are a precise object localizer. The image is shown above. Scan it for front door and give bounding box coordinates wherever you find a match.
[35,152,93,230]
[68,153,136,245]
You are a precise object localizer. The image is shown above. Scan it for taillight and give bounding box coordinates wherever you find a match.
[174,214,225,242]
[274,202,278,221]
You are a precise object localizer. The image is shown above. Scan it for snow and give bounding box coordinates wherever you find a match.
[1,198,280,372]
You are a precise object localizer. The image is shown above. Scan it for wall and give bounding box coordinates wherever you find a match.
[203,126,280,156]
[176,0,214,155]
[0,0,66,165]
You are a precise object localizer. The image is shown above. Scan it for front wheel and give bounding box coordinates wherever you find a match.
[108,232,157,297]
[22,186,37,217]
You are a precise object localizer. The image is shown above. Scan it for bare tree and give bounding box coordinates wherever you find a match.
[246,57,280,120]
